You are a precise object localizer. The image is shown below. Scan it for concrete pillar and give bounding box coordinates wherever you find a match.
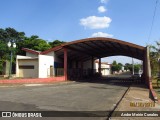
[146,46,152,89]
[144,46,152,88]
[64,48,68,81]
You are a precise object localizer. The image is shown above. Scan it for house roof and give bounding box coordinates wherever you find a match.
[22,48,41,55]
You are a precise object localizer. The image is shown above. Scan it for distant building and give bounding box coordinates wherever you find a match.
[94,60,111,76]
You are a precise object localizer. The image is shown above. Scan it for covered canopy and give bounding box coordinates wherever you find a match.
[42,37,146,61]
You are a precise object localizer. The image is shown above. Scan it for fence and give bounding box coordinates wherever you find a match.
[55,68,97,80]
[55,68,64,76]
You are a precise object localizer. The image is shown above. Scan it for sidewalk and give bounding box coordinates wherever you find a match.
[0,77,65,84]
[111,85,160,120]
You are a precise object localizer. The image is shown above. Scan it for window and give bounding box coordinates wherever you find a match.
[19,65,34,69]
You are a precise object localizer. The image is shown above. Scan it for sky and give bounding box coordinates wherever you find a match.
[0,0,160,64]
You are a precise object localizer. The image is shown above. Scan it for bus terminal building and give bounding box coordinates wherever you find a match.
[16,37,151,87]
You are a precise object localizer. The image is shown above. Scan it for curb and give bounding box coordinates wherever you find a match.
[149,81,160,103]
[0,81,77,87]
[150,88,160,103]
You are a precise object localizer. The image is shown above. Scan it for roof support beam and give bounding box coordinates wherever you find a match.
[100,41,116,53]
[117,43,125,51]
[82,42,101,55]
[90,41,107,52]
[64,46,94,56]
[108,42,122,51]
[127,45,135,57]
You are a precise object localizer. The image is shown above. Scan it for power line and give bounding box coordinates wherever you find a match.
[147,0,159,44]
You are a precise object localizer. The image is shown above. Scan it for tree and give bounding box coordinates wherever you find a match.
[134,64,141,73]
[112,60,117,65]
[0,27,66,74]
[111,65,118,72]
[0,27,25,74]
[49,40,65,48]
[117,63,123,71]
[111,61,117,72]
[124,63,141,73]
[111,61,123,72]
[124,63,130,71]
[17,35,52,55]
[0,28,25,57]
[118,63,123,67]
[150,41,160,76]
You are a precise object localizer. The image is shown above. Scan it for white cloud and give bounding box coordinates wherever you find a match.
[80,16,112,29]
[98,6,107,13]
[91,32,113,38]
[100,0,108,3]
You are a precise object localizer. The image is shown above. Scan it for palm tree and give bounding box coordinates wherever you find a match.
[150,41,160,75]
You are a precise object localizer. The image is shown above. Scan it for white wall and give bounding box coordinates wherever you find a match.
[94,62,111,75]
[38,55,54,78]
[101,68,110,75]
[95,63,99,72]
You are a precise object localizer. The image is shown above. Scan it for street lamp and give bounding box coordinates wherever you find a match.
[158,43,160,77]
[7,41,16,79]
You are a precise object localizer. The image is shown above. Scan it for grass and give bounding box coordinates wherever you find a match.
[152,77,160,99]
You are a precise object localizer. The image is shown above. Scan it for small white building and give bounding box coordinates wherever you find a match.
[16,48,59,78]
[94,60,111,76]
[16,48,111,79]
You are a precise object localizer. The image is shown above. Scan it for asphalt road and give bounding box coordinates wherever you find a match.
[0,80,130,119]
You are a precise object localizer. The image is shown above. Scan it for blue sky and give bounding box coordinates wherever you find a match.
[0,0,160,64]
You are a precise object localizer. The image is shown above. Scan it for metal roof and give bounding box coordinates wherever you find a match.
[42,37,146,61]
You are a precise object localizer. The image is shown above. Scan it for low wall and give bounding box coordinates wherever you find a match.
[0,76,65,84]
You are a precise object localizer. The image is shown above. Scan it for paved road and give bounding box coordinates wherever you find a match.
[0,81,130,119]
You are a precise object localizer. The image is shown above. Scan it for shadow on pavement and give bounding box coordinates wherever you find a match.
[70,75,146,89]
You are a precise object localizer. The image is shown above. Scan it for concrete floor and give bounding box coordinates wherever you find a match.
[0,81,130,119]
